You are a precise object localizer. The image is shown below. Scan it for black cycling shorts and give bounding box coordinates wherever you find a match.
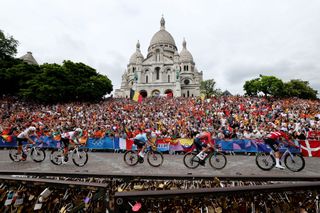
[194,138,208,152]
[61,138,70,148]
[264,138,279,152]
[17,138,27,146]
[133,139,145,148]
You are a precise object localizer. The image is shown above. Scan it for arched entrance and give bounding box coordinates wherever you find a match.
[164,89,173,98]
[139,90,148,98]
[151,89,160,97]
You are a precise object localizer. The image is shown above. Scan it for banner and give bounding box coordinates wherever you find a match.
[2,134,319,156]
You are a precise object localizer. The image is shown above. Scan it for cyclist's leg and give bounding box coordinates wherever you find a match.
[265,138,283,169]
[196,142,208,160]
[17,138,27,160]
[139,142,147,157]
[61,138,69,162]
[134,139,146,157]
[194,138,203,153]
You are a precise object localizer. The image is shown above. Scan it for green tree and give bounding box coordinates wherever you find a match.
[244,75,318,99]
[284,79,318,99]
[0,62,40,96]
[259,75,284,97]
[243,78,260,96]
[20,61,113,102]
[200,79,218,98]
[0,30,19,59]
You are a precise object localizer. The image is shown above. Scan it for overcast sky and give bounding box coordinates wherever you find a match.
[1,0,320,95]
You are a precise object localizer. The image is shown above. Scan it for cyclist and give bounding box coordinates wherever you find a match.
[195,127,214,161]
[133,129,153,158]
[264,127,290,169]
[60,128,83,164]
[16,126,37,161]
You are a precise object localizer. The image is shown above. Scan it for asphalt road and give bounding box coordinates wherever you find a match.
[0,150,318,177]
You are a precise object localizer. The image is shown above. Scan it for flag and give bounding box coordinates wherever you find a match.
[130,89,142,103]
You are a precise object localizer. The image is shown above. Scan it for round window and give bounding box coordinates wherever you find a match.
[184,79,190,85]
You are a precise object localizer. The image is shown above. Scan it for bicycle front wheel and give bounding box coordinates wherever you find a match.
[147,150,164,167]
[284,154,305,172]
[72,150,88,167]
[50,149,63,165]
[183,152,200,169]
[31,147,46,162]
[208,152,227,170]
[9,149,22,162]
[255,152,275,171]
[123,150,139,166]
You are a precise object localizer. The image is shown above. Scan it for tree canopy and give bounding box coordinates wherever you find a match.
[0,29,113,102]
[200,79,221,98]
[243,75,318,99]
[0,30,19,60]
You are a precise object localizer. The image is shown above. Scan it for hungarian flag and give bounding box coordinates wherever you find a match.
[130,89,142,103]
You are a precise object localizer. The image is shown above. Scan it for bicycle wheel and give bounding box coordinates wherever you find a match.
[255,152,275,171]
[183,152,200,169]
[124,150,139,166]
[50,149,63,165]
[284,154,305,172]
[72,150,88,167]
[208,152,227,170]
[147,150,164,167]
[9,149,22,162]
[31,147,46,162]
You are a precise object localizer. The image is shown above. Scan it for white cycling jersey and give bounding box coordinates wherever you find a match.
[17,127,35,139]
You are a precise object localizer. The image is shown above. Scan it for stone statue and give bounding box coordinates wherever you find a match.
[134,72,138,83]
[176,69,180,80]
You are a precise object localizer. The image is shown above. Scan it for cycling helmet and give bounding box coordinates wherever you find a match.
[28,126,36,132]
[145,129,152,134]
[75,128,83,135]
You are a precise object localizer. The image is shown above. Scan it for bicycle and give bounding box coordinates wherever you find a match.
[255,141,305,172]
[9,141,46,162]
[183,144,227,169]
[50,143,88,167]
[124,142,164,167]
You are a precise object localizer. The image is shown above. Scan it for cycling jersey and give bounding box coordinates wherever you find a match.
[199,132,212,144]
[266,131,289,141]
[17,127,35,139]
[134,133,148,142]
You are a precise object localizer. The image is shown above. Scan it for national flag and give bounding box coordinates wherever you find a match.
[300,140,320,157]
[119,138,127,150]
[130,89,142,103]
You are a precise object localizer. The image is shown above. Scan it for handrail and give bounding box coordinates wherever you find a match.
[1,170,320,181]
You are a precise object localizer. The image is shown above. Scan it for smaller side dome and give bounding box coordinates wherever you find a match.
[179,39,193,63]
[20,51,38,65]
[129,41,144,64]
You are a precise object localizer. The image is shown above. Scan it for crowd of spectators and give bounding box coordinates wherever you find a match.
[0,96,320,141]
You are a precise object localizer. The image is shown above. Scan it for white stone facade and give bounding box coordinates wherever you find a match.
[115,17,203,98]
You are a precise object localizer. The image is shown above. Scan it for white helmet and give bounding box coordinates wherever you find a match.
[75,128,83,134]
[28,126,36,132]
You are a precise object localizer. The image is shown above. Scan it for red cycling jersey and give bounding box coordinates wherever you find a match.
[199,132,212,144]
[267,131,289,141]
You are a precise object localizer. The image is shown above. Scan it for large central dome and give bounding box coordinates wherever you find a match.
[149,17,176,49]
